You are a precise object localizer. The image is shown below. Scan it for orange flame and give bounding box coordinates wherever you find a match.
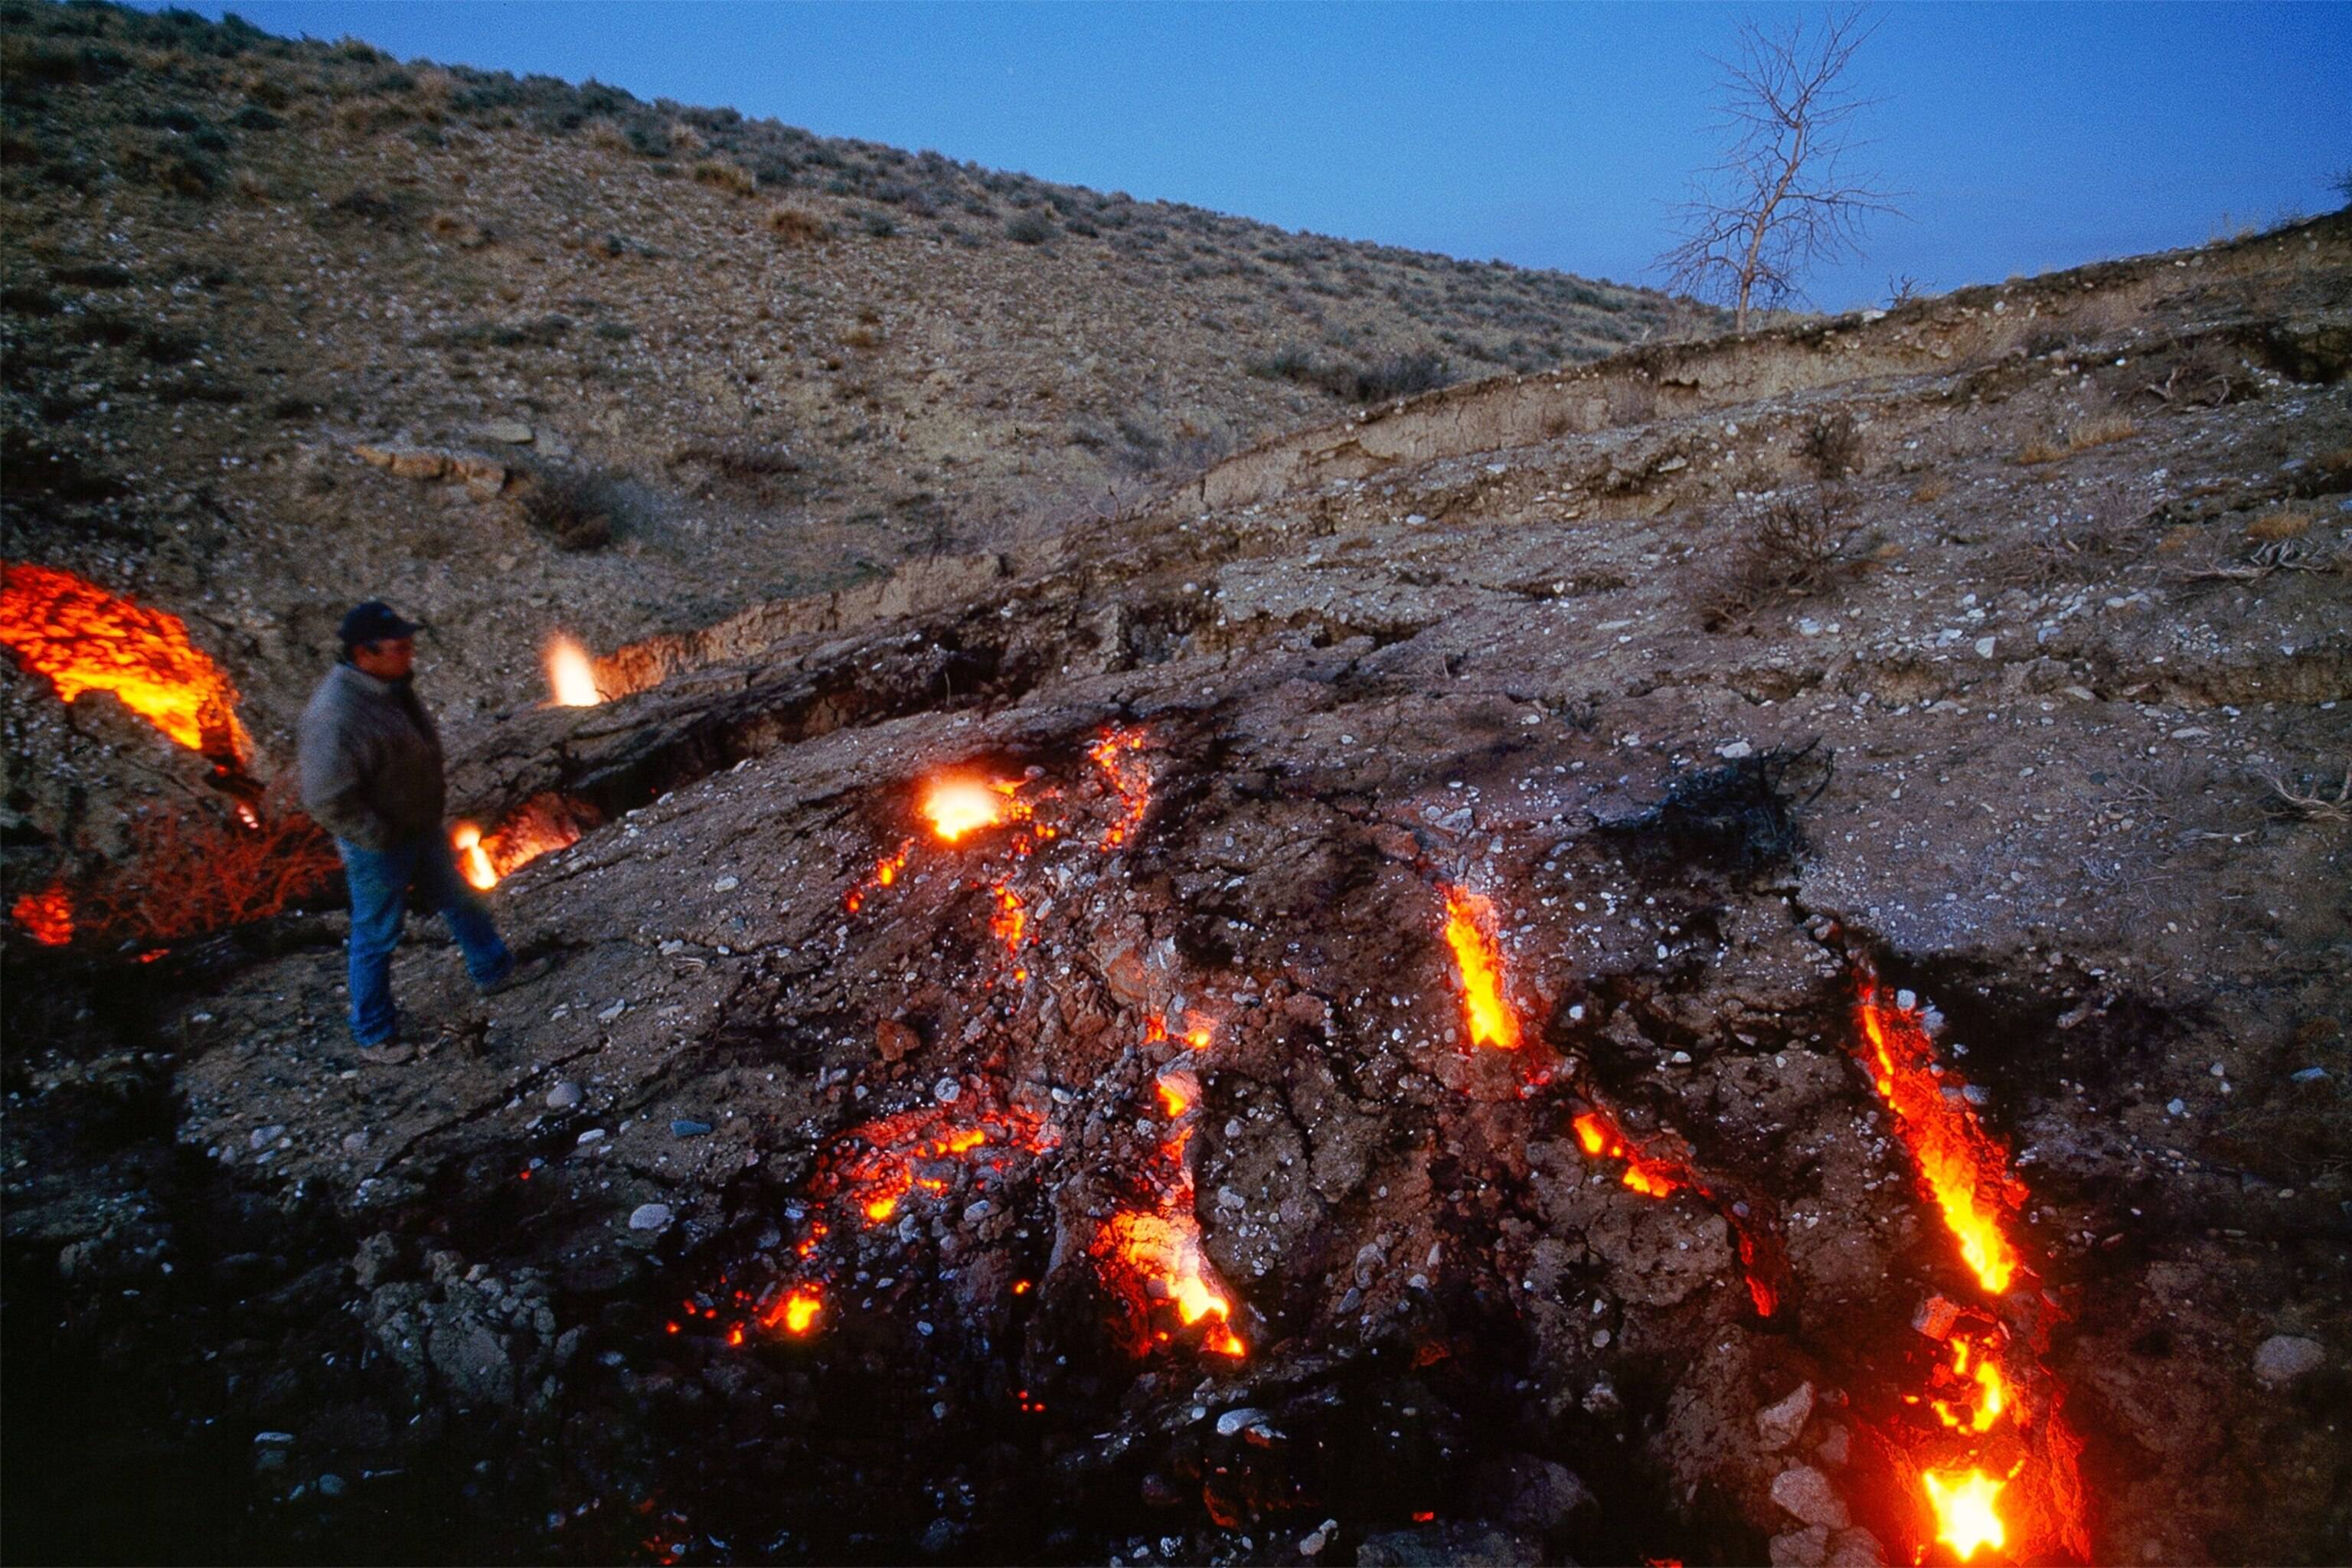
[1857,972,2086,1564]
[1089,726,1152,848]
[1155,1072,1195,1120]
[759,1285,822,1337]
[1094,1021,1246,1358]
[452,822,497,891]
[921,776,1026,842]
[1855,984,2025,1297]
[544,632,602,707]
[1932,1336,2011,1434]
[1441,885,1521,1050]
[1923,1467,2008,1560]
[448,795,590,891]
[11,883,74,946]
[1572,1110,1689,1199]
[2,562,250,763]
[1098,1209,1245,1357]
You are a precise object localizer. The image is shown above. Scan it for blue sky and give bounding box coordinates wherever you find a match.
[160,2,2350,309]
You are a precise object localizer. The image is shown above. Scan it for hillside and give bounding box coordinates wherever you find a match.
[5,4,2352,1566]
[2,0,1708,788]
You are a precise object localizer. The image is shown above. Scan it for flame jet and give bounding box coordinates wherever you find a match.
[1849,971,2087,1563]
[1440,884,1521,1050]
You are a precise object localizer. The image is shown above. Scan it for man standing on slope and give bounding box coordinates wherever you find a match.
[299,601,549,1060]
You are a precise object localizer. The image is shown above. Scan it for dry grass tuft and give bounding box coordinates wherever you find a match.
[765,203,828,244]
[2246,508,2316,542]
[691,158,756,197]
[2017,417,2138,466]
[1910,476,1949,504]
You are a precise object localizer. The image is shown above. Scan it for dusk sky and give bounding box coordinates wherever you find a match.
[156,2,2350,311]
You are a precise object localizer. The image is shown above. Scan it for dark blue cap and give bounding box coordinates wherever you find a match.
[338,600,422,647]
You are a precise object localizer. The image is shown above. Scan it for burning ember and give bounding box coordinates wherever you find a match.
[451,794,595,891]
[1088,726,1152,848]
[1852,973,2087,1563]
[11,882,74,946]
[1,561,251,765]
[1095,1036,1246,1360]
[845,838,915,913]
[1440,884,1522,1050]
[818,1105,1050,1229]
[1571,1109,1691,1199]
[543,632,603,707]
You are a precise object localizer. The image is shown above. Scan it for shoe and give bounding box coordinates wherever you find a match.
[480,950,561,997]
[356,1041,416,1065]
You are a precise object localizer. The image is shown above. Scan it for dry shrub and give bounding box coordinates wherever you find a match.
[1701,489,1863,630]
[230,167,267,204]
[1800,409,1864,479]
[516,463,624,551]
[2246,508,2316,542]
[81,791,338,944]
[1910,476,1949,504]
[666,439,803,504]
[584,118,629,153]
[2017,417,2138,466]
[841,324,882,351]
[691,158,755,196]
[766,204,828,243]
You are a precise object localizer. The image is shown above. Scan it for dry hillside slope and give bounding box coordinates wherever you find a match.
[2,0,1709,779]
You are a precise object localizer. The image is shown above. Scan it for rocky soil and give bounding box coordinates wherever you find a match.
[5,7,2351,1566]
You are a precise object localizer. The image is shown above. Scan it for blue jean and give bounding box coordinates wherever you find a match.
[337,835,512,1045]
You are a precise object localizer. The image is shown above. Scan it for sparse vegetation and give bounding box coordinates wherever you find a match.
[690,157,754,196]
[765,202,827,243]
[2246,508,2315,543]
[1247,344,1454,403]
[77,792,339,944]
[1658,8,1900,330]
[515,462,626,550]
[1800,408,1863,479]
[2017,417,2137,465]
[1701,488,1864,629]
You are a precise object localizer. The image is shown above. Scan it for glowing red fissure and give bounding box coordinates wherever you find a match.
[1850,972,2088,1563]
[1094,1027,1245,1359]
[1,561,251,764]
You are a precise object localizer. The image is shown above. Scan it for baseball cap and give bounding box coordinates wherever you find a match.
[338,600,423,647]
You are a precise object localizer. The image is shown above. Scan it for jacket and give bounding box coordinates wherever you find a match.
[297,661,447,850]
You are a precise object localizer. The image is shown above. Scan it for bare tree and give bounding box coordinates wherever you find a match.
[1659,8,1902,332]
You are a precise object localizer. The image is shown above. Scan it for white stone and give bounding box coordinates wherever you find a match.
[2253,1334,2325,1387]
[1770,1465,1849,1530]
[1757,1381,1815,1451]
